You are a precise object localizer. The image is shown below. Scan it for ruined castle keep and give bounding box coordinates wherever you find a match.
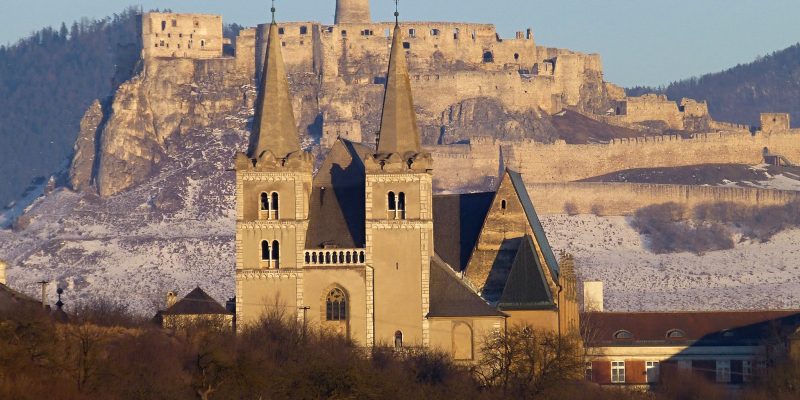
[71,0,799,200]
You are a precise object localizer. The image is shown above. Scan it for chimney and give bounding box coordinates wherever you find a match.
[0,259,6,286]
[583,281,604,312]
[166,291,178,308]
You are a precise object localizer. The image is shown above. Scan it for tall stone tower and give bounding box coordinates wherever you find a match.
[235,15,313,327]
[364,22,434,347]
[335,0,371,24]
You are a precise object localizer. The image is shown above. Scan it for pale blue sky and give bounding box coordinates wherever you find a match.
[2,0,799,87]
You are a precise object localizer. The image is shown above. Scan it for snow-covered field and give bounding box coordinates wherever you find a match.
[542,214,800,311]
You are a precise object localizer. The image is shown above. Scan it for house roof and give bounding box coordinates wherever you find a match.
[0,283,42,313]
[507,169,560,279]
[497,235,556,311]
[585,311,800,347]
[432,192,494,272]
[428,256,506,318]
[306,140,370,249]
[162,287,231,316]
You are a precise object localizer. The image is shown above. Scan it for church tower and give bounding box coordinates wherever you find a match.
[364,18,434,347]
[235,7,313,327]
[335,0,372,24]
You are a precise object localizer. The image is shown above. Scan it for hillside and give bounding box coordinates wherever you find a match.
[629,43,800,127]
[0,9,142,208]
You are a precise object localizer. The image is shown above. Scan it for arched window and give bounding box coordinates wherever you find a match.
[388,191,397,219]
[613,330,634,340]
[394,331,404,349]
[261,240,272,261]
[483,51,494,63]
[271,240,280,268]
[326,288,347,321]
[271,192,279,220]
[666,329,686,339]
[514,53,520,61]
[397,192,406,220]
[260,193,269,211]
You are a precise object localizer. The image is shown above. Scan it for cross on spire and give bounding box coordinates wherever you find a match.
[394,0,400,26]
[271,0,276,23]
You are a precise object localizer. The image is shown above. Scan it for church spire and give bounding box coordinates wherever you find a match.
[376,13,421,156]
[250,5,300,160]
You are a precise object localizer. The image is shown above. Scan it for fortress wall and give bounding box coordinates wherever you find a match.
[616,94,684,129]
[525,182,800,216]
[507,131,800,183]
[142,13,223,59]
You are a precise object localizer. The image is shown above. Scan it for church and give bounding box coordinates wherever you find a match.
[233,8,578,359]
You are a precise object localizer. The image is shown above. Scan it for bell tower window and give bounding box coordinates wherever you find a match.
[259,192,280,220]
[260,240,280,269]
[387,192,407,220]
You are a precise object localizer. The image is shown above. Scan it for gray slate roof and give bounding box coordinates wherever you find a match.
[498,235,556,311]
[432,192,494,272]
[428,256,506,318]
[508,169,560,279]
[162,287,231,316]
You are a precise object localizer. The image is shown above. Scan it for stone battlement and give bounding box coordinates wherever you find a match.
[142,13,224,59]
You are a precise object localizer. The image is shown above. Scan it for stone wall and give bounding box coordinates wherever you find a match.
[525,182,800,216]
[142,13,223,59]
[508,131,800,183]
[761,113,791,133]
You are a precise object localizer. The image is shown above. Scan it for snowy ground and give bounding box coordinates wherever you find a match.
[541,214,800,311]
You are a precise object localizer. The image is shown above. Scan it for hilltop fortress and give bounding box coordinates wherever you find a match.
[73,0,799,208]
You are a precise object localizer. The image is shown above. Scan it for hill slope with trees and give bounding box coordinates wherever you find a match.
[629,43,800,127]
[0,8,141,208]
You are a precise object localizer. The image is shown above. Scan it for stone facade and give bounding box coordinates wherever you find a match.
[0,259,6,286]
[142,13,223,59]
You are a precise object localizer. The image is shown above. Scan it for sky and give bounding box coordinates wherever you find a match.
[2,0,800,87]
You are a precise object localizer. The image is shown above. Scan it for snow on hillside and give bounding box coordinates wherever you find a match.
[541,214,800,311]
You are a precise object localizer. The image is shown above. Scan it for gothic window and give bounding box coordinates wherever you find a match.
[394,331,404,348]
[325,288,347,321]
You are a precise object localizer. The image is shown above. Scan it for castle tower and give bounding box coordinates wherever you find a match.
[235,11,313,327]
[335,0,371,24]
[364,21,434,347]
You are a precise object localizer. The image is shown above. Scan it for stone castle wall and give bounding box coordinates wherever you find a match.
[428,130,800,193]
[142,13,223,59]
[761,113,791,133]
[526,182,800,216]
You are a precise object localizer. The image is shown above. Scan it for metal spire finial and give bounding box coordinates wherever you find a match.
[394,0,400,26]
[271,0,276,23]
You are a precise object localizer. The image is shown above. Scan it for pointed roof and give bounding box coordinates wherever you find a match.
[250,21,300,159]
[507,169,560,278]
[376,24,421,155]
[162,287,231,316]
[429,256,506,318]
[498,235,556,311]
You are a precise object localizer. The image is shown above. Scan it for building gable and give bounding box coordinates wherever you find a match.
[463,170,560,303]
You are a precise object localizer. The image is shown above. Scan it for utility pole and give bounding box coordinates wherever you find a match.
[299,306,311,340]
[36,280,49,308]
